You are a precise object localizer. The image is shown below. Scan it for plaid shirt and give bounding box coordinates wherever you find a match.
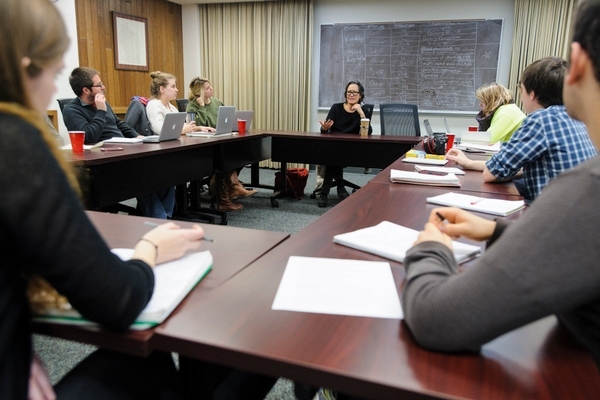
[486,105,597,200]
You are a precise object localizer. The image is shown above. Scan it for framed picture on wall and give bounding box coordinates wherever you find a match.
[112,12,149,71]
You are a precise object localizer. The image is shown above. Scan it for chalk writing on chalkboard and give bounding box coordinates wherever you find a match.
[319,20,503,112]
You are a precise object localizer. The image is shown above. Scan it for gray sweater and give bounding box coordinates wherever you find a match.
[403,155,600,367]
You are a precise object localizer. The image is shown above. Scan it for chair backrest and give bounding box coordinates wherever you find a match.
[124,97,152,136]
[379,103,420,136]
[57,98,75,113]
[176,98,189,112]
[362,104,374,120]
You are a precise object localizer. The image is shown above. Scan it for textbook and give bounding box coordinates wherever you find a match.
[390,169,460,187]
[32,250,213,330]
[333,221,481,264]
[426,192,526,216]
[404,149,446,160]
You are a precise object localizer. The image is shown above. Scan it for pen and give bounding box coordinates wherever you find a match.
[143,221,215,242]
[470,197,484,205]
[418,170,448,176]
[435,212,446,222]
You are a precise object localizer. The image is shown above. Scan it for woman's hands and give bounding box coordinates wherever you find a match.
[319,119,334,132]
[351,103,365,118]
[445,149,486,171]
[134,222,204,266]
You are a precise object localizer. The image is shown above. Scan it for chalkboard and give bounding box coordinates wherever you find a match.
[319,19,503,112]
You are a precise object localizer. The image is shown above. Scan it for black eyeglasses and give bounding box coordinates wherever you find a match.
[346,91,360,95]
[87,82,104,89]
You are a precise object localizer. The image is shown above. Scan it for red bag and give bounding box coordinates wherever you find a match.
[274,168,309,199]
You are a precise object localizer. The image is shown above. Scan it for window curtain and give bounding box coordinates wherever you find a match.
[198,0,313,169]
[508,0,579,104]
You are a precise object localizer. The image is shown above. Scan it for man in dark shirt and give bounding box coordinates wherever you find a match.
[63,67,139,144]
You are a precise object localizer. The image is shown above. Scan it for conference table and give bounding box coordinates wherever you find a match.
[154,178,600,399]
[32,211,289,357]
[65,131,421,210]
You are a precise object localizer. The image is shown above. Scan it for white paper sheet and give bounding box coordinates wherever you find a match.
[272,256,403,319]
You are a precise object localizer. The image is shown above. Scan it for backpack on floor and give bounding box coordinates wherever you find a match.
[274,168,309,199]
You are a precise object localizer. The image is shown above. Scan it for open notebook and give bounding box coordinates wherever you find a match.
[333,221,481,264]
[32,250,213,330]
[426,192,526,216]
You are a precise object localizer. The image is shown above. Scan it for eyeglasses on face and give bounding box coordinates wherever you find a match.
[88,82,104,88]
[346,91,360,95]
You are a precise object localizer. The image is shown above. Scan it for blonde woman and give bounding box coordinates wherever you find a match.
[475,82,526,143]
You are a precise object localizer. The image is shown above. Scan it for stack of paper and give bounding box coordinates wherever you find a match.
[455,142,500,154]
[390,169,460,187]
[426,192,526,216]
[103,137,144,144]
[32,250,213,330]
[333,221,481,264]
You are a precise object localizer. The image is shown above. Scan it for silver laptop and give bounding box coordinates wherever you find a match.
[233,110,254,131]
[143,112,186,143]
[187,106,237,138]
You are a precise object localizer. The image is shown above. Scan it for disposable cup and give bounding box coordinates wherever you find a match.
[68,131,85,155]
[237,120,247,135]
[445,134,455,152]
[360,118,370,138]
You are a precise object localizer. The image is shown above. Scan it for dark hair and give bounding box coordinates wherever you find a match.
[572,0,600,83]
[344,81,365,103]
[519,57,567,108]
[69,67,99,97]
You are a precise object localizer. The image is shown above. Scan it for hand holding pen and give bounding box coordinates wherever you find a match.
[428,207,496,242]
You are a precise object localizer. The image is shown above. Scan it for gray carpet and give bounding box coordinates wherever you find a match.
[34,167,378,398]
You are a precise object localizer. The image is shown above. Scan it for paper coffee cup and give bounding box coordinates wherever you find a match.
[360,118,370,137]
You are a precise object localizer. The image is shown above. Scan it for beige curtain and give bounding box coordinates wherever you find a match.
[508,0,579,104]
[198,0,313,169]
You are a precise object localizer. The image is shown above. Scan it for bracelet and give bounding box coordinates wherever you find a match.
[137,237,158,262]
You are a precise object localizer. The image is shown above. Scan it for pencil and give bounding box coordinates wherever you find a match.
[143,221,215,242]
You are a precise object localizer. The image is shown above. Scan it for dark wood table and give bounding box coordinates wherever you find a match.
[369,154,522,197]
[32,211,289,356]
[153,182,600,399]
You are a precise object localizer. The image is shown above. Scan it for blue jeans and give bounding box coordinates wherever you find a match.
[136,187,176,219]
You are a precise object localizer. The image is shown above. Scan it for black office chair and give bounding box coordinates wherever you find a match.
[176,98,189,112]
[379,103,421,136]
[311,104,375,200]
[57,98,75,113]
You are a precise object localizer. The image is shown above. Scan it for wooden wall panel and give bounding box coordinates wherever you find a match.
[74,0,184,110]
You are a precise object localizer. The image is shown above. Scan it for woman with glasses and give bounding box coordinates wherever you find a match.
[316,81,372,207]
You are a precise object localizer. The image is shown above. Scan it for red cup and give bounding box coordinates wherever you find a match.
[468,126,478,132]
[68,131,85,154]
[237,119,247,135]
[446,134,455,152]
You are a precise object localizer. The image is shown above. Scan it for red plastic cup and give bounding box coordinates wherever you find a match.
[237,119,247,135]
[446,134,455,152]
[468,126,478,132]
[68,131,85,154]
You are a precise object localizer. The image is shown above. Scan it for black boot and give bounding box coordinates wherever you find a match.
[318,194,328,207]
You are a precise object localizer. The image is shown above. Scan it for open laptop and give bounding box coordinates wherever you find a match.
[143,112,186,143]
[187,106,237,138]
[233,110,254,131]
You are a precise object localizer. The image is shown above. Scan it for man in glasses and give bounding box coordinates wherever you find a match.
[63,67,139,144]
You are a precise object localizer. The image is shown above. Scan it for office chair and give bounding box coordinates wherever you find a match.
[123,97,152,136]
[379,103,421,136]
[311,104,375,200]
[176,98,189,112]
[57,98,75,113]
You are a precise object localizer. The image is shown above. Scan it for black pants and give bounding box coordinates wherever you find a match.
[321,166,344,195]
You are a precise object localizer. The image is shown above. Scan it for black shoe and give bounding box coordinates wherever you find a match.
[318,194,328,207]
[337,188,349,200]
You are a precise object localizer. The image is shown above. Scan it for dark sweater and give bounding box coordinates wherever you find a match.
[63,98,138,144]
[403,155,600,368]
[0,113,154,398]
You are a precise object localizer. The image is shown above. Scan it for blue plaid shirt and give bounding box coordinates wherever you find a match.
[486,105,597,200]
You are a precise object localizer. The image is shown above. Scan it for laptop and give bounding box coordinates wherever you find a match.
[143,112,186,143]
[233,110,254,131]
[187,106,237,138]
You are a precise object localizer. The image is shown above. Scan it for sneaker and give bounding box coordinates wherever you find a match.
[337,187,349,200]
[318,194,328,207]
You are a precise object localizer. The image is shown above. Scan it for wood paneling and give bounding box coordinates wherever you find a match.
[75,0,184,109]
